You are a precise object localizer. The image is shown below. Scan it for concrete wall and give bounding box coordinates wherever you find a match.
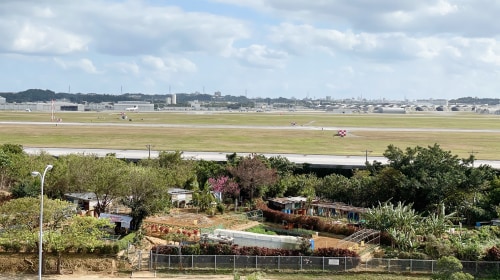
[214,229,302,250]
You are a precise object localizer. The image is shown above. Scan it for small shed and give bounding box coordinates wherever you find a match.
[65,192,100,215]
[268,196,312,214]
[99,213,133,234]
[168,188,193,207]
[311,202,368,222]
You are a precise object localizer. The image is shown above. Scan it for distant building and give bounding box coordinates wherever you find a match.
[415,99,448,107]
[113,101,154,112]
[0,100,84,112]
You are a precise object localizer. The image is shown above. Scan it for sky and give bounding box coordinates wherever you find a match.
[1,0,500,101]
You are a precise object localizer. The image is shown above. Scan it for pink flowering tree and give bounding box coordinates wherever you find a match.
[208,176,239,202]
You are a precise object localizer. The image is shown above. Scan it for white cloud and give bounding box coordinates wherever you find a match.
[4,23,88,55]
[1,0,500,99]
[53,58,98,74]
[141,55,197,73]
[112,62,140,75]
[232,44,288,68]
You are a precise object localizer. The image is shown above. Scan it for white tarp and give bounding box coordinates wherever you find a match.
[99,213,133,229]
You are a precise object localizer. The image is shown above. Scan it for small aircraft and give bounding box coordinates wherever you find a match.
[125,106,138,112]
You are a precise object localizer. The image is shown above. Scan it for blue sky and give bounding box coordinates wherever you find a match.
[1,0,500,100]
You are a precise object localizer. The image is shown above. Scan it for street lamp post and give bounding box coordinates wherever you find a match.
[31,164,53,280]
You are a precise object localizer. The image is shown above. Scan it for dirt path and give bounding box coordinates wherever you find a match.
[1,272,266,280]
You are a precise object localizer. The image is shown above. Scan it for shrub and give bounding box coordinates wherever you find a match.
[116,232,136,250]
[246,271,266,280]
[397,251,429,260]
[313,247,359,258]
[424,235,455,259]
[455,242,482,261]
[152,243,360,257]
[432,256,473,280]
[95,244,120,255]
[217,203,225,214]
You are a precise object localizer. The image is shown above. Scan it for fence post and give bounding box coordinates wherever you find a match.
[344,257,346,272]
[410,259,412,273]
[192,255,194,269]
[214,255,217,272]
[431,260,434,274]
[138,250,142,270]
[300,256,303,270]
[233,255,236,272]
[387,259,390,273]
[278,255,280,271]
[256,255,258,269]
[155,247,159,270]
[149,251,153,271]
[322,256,324,272]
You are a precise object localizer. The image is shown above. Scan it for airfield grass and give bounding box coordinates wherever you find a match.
[0,111,499,160]
[2,110,500,129]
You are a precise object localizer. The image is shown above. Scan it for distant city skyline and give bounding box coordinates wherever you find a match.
[1,1,499,100]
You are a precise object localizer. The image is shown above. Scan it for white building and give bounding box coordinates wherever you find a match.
[113,101,154,112]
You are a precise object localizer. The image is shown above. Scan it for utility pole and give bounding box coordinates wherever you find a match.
[146,144,154,159]
[469,149,479,167]
[363,149,373,164]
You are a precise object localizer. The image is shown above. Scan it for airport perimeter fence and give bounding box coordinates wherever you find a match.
[147,253,500,276]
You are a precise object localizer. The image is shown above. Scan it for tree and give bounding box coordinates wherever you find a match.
[120,165,170,230]
[0,150,12,189]
[0,197,74,253]
[318,173,352,202]
[364,201,422,250]
[266,173,294,198]
[267,155,296,177]
[0,144,44,192]
[194,159,226,190]
[45,215,113,274]
[382,144,470,213]
[227,154,278,201]
[141,151,197,189]
[208,175,239,201]
[48,154,128,216]
[82,155,128,215]
[0,143,24,154]
[0,197,113,274]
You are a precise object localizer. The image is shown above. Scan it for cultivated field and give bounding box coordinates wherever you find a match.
[0,110,499,160]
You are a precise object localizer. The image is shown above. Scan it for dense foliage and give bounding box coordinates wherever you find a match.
[1,142,500,264]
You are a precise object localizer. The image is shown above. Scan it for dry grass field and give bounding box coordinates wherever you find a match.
[0,110,499,160]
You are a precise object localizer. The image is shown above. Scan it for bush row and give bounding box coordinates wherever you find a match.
[152,243,359,258]
[260,206,358,236]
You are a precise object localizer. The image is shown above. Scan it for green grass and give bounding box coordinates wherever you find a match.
[1,111,499,160]
[245,225,278,235]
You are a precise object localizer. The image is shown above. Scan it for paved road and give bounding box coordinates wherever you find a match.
[3,120,500,133]
[23,147,500,169]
